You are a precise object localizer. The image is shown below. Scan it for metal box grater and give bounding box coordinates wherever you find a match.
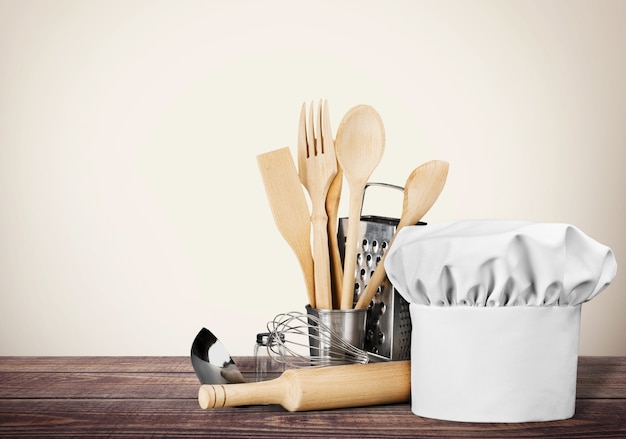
[337,183,423,360]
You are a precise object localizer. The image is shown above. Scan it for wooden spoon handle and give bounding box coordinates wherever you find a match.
[340,186,364,309]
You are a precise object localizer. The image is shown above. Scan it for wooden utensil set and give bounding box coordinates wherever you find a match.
[257,100,449,312]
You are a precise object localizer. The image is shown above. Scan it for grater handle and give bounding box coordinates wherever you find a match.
[360,182,404,218]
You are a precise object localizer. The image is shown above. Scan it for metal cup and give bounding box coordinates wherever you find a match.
[305,305,367,364]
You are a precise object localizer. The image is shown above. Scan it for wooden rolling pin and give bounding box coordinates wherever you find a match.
[198,361,410,412]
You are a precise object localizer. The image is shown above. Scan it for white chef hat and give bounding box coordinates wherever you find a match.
[384,220,617,423]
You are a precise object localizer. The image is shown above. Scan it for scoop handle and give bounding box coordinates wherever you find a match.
[199,361,410,412]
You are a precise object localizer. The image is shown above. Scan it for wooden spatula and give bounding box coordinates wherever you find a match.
[257,147,316,308]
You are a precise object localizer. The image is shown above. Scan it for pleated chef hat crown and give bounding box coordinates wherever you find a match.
[384,220,616,308]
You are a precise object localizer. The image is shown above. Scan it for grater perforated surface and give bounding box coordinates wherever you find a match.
[338,214,414,360]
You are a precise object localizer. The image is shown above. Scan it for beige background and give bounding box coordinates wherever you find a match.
[1,0,624,356]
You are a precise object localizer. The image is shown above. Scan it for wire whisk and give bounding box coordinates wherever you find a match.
[267,311,379,368]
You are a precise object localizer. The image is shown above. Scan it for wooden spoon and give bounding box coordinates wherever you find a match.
[354,160,449,309]
[257,147,316,308]
[335,105,385,309]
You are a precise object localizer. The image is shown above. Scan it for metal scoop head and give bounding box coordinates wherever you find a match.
[191,327,246,384]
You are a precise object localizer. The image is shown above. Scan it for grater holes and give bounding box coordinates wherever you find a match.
[361,238,369,251]
[339,215,411,360]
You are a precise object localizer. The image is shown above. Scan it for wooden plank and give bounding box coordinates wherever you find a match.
[0,356,193,373]
[0,356,255,373]
[577,356,626,399]
[0,371,200,399]
[1,356,625,437]
[0,398,625,438]
[2,357,625,399]
[2,356,624,374]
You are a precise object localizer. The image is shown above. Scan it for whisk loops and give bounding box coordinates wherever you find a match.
[267,311,369,368]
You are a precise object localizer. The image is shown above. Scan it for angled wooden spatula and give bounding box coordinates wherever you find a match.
[257,147,316,307]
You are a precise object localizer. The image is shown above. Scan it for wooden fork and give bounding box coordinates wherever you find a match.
[298,100,338,310]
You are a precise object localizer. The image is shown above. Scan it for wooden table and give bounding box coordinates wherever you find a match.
[1,356,625,437]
